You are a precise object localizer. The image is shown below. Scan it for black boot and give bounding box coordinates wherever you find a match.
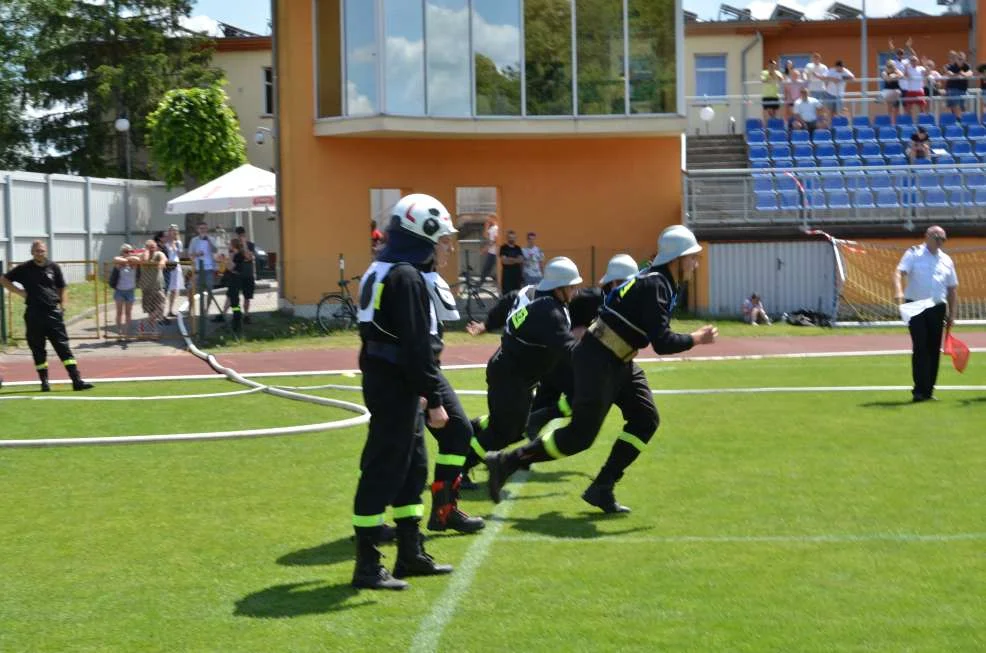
[38,368,50,393]
[427,476,485,534]
[393,521,453,579]
[582,482,631,514]
[459,470,480,491]
[485,451,520,504]
[66,365,93,391]
[351,534,408,591]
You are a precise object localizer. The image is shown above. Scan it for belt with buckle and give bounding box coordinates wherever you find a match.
[587,319,637,362]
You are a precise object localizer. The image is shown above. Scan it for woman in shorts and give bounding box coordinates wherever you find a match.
[881,61,902,125]
[112,244,140,340]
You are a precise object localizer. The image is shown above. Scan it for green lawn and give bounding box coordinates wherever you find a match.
[1,358,984,652]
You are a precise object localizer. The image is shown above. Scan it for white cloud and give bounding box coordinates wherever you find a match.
[347,80,375,115]
[179,15,225,38]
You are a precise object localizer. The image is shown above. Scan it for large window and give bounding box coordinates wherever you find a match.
[473,0,522,116]
[628,0,676,114]
[524,0,573,116]
[426,0,471,116]
[576,0,625,115]
[384,0,425,114]
[694,54,727,99]
[345,0,378,115]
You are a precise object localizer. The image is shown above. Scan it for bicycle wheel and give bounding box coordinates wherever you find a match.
[463,287,500,323]
[316,293,357,333]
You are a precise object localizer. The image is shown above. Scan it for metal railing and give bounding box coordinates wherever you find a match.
[684,162,986,229]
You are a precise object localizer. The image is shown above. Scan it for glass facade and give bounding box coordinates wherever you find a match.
[334,0,679,119]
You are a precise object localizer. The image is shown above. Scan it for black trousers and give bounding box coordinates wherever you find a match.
[423,371,473,483]
[25,310,76,368]
[541,336,659,484]
[475,350,537,453]
[907,302,947,399]
[353,356,428,533]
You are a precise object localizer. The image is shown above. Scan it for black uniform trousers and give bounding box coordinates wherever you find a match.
[25,309,76,369]
[907,302,947,399]
[535,335,659,485]
[422,371,473,483]
[474,350,537,454]
[353,356,428,535]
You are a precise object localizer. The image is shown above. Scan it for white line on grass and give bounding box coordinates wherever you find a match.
[497,532,986,545]
[409,471,530,653]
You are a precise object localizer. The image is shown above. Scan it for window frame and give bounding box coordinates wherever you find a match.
[694,53,728,100]
[263,66,274,116]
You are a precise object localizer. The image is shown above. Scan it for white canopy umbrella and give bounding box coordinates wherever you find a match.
[165,164,275,214]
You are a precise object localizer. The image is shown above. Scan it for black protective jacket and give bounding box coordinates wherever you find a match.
[597,264,694,355]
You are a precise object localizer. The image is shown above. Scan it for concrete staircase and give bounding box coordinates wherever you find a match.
[685,134,749,170]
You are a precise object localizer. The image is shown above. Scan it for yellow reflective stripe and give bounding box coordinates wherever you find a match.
[232,307,242,313]
[510,306,528,329]
[538,416,570,440]
[392,504,424,520]
[36,362,49,370]
[558,395,571,417]
[372,282,384,309]
[470,437,487,458]
[352,513,385,528]
[63,359,77,366]
[618,431,648,452]
[618,277,636,298]
[478,414,489,430]
[541,430,566,460]
[436,453,466,467]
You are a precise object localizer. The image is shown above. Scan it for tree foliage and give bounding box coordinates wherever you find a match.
[146,82,247,189]
[0,1,31,169]
[19,0,220,176]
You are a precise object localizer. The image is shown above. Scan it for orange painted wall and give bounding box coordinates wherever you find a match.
[277,0,682,307]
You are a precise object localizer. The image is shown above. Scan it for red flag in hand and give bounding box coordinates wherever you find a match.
[943,328,970,373]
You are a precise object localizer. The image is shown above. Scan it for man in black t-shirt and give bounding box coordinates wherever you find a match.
[944,51,972,117]
[498,230,524,293]
[0,240,93,392]
[217,227,258,325]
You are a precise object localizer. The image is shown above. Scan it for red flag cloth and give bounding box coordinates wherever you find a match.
[943,328,970,373]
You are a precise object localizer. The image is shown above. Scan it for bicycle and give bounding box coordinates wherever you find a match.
[454,250,500,324]
[316,275,361,333]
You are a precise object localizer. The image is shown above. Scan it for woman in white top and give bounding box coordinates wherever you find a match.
[162,224,184,317]
[112,243,141,339]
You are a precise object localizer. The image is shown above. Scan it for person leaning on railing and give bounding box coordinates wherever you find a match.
[760,60,783,121]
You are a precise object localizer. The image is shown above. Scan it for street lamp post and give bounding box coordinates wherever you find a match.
[114,116,131,178]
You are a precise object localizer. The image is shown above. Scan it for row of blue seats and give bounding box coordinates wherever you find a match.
[750,157,982,169]
[754,172,986,192]
[750,142,985,161]
[747,112,983,133]
[747,124,986,145]
[754,188,985,210]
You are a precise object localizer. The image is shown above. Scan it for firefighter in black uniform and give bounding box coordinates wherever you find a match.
[0,240,93,392]
[485,226,718,512]
[463,257,583,469]
[351,193,457,591]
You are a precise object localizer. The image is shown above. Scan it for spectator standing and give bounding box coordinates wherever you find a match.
[0,240,93,391]
[760,60,783,120]
[162,224,184,318]
[923,59,942,114]
[893,226,958,402]
[138,239,167,336]
[900,55,928,123]
[478,215,499,287]
[741,293,771,325]
[521,231,545,286]
[803,53,830,115]
[881,61,903,125]
[793,87,822,133]
[781,61,802,120]
[944,51,972,117]
[826,60,855,117]
[187,221,218,314]
[498,230,525,293]
[112,244,140,340]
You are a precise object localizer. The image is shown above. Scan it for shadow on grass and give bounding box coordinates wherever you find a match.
[859,399,921,408]
[234,580,373,618]
[958,396,986,406]
[504,510,653,540]
[277,536,355,567]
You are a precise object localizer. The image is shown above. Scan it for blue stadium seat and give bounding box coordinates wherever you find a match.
[876,189,900,208]
[852,115,871,129]
[834,127,855,144]
[807,189,827,209]
[779,190,803,210]
[790,130,810,144]
[812,129,833,144]
[975,188,986,206]
[816,156,838,169]
[961,112,980,126]
[917,113,936,126]
[936,154,956,165]
[882,142,903,157]
[843,170,867,191]
[821,174,844,191]
[873,114,893,128]
[772,157,794,169]
[766,117,786,131]
[776,174,799,191]
[975,142,986,158]
[951,141,973,156]
[945,124,967,142]
[897,114,913,126]
[957,154,979,165]
[815,143,836,159]
[966,172,986,189]
[861,142,882,157]
[863,155,887,166]
[898,126,916,140]
[746,129,766,144]
[749,145,769,161]
[886,155,909,167]
[942,173,964,191]
[827,190,851,209]
[755,190,778,211]
[854,126,877,143]
[939,113,957,129]
[746,118,764,132]
[924,189,949,208]
[837,143,859,159]
[878,127,899,143]
[769,143,792,159]
[949,189,974,206]
[853,190,875,208]
[966,124,986,142]
[916,173,940,190]
[793,144,814,159]
[868,173,893,191]
[768,129,789,144]
[830,115,850,127]
[754,176,773,192]
[751,160,771,169]
[841,158,863,171]
[925,125,942,139]
[794,157,818,167]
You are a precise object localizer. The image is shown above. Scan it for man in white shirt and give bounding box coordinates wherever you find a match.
[803,52,828,101]
[793,87,822,133]
[893,225,959,402]
[187,220,219,310]
[900,55,928,121]
[825,60,855,117]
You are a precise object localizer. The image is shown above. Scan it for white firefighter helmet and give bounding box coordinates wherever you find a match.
[537,256,583,291]
[599,254,639,285]
[390,193,457,244]
[652,225,702,266]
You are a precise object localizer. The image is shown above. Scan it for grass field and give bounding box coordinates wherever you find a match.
[1,356,984,652]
